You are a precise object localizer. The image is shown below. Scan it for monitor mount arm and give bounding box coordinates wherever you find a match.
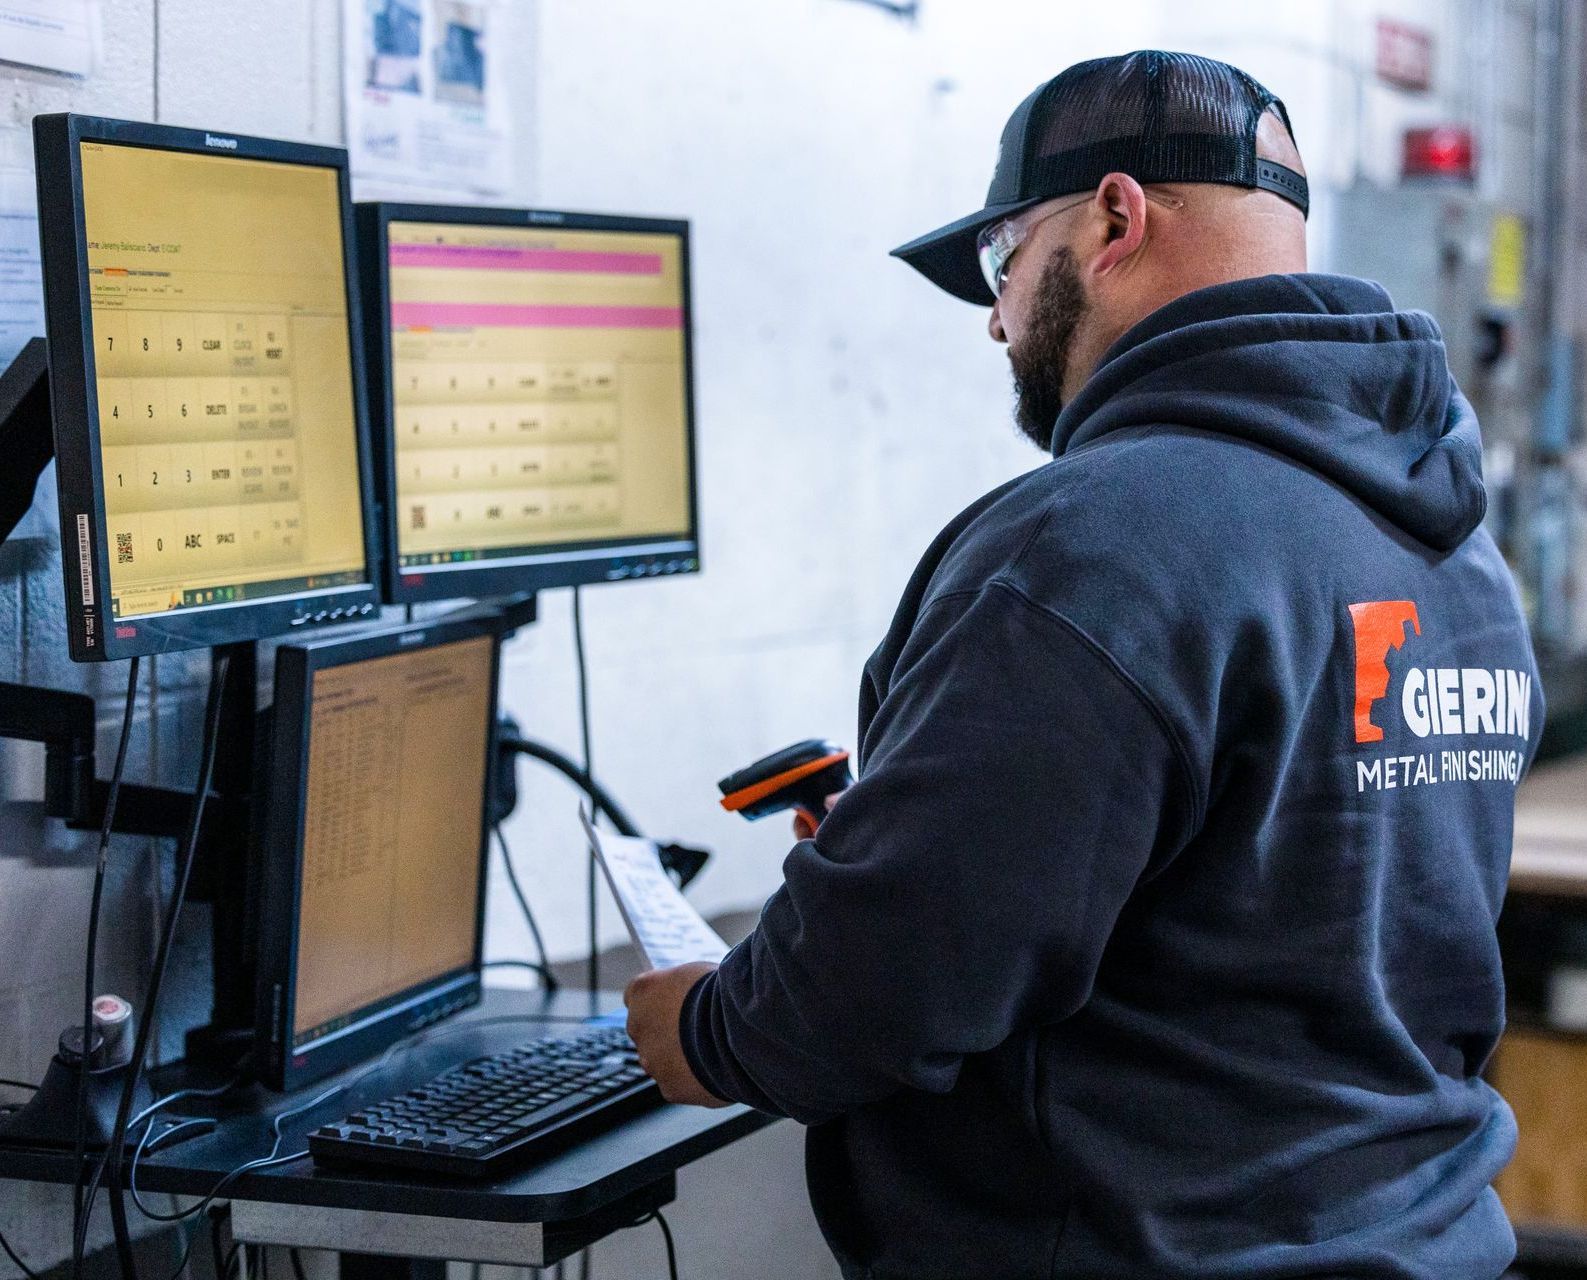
[0,646,259,1076]
[0,673,244,844]
[0,337,246,847]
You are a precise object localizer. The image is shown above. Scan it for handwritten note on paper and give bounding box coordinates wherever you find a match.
[580,809,728,971]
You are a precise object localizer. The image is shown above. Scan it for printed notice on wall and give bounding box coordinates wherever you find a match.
[0,140,51,541]
[343,0,512,199]
[0,0,101,76]
[0,161,42,369]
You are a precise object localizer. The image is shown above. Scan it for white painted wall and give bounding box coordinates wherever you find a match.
[489,0,1171,976]
[488,0,1548,968]
[0,2,1547,1273]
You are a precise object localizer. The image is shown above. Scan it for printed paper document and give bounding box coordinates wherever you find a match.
[580,809,728,970]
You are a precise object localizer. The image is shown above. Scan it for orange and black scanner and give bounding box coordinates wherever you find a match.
[718,739,854,834]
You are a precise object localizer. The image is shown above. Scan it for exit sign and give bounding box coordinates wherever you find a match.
[1377,18,1434,92]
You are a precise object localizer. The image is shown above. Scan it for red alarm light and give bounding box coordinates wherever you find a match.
[1403,126,1475,180]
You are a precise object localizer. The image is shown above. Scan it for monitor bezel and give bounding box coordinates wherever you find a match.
[34,113,384,661]
[356,201,702,605]
[253,610,502,1092]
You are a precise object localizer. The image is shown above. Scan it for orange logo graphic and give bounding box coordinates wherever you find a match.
[1349,601,1421,744]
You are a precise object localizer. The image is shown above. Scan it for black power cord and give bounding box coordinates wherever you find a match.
[494,725,711,993]
[72,1080,236,1272]
[653,1208,679,1280]
[101,650,231,1280]
[629,1209,679,1280]
[71,654,140,1280]
[493,825,557,990]
[498,735,640,837]
[497,733,709,890]
[121,1014,598,1280]
[572,585,598,992]
[132,1093,325,1280]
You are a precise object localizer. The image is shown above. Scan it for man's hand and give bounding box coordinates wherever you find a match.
[623,961,730,1107]
[791,791,845,841]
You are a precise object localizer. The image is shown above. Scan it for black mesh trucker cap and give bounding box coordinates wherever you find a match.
[891,50,1308,306]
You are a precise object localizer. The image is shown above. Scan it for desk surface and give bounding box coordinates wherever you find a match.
[0,987,774,1226]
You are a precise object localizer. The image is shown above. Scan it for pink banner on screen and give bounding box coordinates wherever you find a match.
[390,244,663,274]
[391,301,684,329]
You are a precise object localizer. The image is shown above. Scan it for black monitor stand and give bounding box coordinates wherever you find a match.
[0,336,263,1074]
[0,656,257,1097]
[0,639,261,1082]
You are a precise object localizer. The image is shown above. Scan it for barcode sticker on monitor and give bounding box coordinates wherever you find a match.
[76,514,94,606]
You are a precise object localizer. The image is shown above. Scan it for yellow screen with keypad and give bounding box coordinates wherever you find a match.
[80,140,368,620]
[386,220,692,575]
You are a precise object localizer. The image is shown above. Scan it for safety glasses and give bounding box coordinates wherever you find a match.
[976,189,1186,299]
[976,195,1091,300]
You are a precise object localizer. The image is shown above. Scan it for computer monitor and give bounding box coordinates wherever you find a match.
[34,114,382,661]
[356,203,700,604]
[253,612,501,1090]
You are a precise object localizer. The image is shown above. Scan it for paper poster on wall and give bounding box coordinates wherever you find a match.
[343,0,512,200]
[0,148,51,541]
[0,162,42,370]
[0,0,100,77]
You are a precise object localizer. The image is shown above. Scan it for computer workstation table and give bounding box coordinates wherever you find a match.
[0,986,775,1275]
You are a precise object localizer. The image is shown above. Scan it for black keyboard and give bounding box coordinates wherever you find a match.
[308,1025,659,1178]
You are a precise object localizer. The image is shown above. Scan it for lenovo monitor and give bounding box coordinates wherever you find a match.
[356,203,699,603]
[253,612,500,1090]
[34,114,381,660]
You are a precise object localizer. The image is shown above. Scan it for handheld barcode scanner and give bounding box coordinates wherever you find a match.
[718,739,854,834]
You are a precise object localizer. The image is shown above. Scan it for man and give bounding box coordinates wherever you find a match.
[626,50,1543,1279]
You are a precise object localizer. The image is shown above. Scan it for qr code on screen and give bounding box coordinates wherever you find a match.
[116,532,134,564]
[410,505,427,530]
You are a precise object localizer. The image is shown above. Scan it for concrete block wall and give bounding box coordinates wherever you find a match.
[0,2,1547,1275]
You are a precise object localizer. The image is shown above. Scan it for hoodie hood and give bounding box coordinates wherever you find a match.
[1050,273,1487,551]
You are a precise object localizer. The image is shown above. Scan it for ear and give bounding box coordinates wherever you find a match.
[1088,172,1149,277]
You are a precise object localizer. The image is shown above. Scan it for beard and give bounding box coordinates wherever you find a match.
[1008,246,1088,453]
